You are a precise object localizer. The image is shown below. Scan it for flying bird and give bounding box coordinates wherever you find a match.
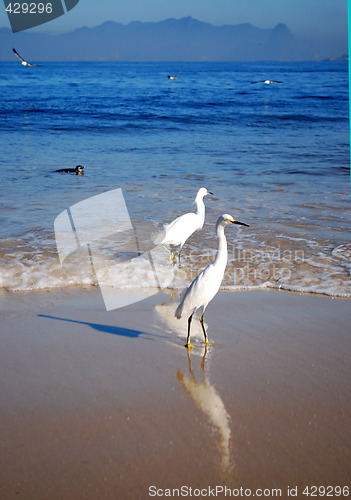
[175,214,249,349]
[13,48,38,67]
[153,187,212,265]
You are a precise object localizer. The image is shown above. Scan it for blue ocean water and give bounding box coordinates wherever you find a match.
[0,61,350,296]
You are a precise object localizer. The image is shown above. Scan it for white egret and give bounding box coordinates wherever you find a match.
[175,213,249,349]
[153,187,212,265]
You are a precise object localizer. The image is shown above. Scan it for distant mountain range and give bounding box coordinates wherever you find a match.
[0,17,347,62]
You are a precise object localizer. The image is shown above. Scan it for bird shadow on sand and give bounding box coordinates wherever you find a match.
[38,314,169,342]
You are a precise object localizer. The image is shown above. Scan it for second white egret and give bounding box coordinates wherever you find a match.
[175,213,249,349]
[153,187,212,265]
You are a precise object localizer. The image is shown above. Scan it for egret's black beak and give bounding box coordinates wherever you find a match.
[232,220,249,227]
[208,191,213,195]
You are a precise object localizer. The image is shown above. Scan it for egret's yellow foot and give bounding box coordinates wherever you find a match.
[185,343,194,350]
[205,338,212,345]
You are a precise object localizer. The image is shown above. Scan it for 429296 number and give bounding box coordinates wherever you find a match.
[303,485,349,496]
[5,3,53,14]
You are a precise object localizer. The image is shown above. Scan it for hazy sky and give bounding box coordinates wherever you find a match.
[0,0,348,42]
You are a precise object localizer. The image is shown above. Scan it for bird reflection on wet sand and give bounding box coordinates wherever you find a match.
[176,347,233,473]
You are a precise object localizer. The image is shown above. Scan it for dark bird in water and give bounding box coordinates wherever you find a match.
[13,48,38,67]
[56,165,85,175]
[168,75,178,80]
[252,79,282,84]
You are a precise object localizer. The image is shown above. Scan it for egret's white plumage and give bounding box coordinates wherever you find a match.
[175,213,249,349]
[154,187,212,264]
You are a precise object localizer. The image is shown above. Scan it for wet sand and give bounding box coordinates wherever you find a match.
[0,288,350,499]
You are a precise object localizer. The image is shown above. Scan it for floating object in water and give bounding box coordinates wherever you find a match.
[55,165,85,175]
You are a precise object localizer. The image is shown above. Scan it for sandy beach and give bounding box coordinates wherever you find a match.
[0,287,350,499]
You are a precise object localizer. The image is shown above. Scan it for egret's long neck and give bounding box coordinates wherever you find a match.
[195,195,205,223]
[214,224,228,271]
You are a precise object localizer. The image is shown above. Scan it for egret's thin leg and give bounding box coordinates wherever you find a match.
[161,244,172,255]
[161,244,174,264]
[177,247,183,267]
[185,314,194,349]
[200,312,210,345]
